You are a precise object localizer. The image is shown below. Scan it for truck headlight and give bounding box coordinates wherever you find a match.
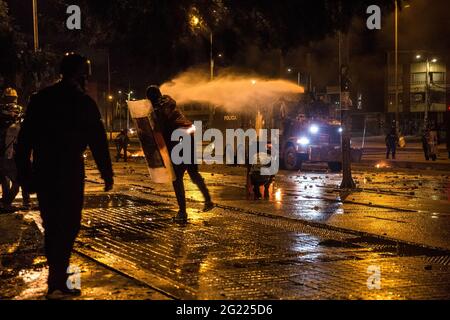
[309,125,319,134]
[297,137,310,146]
[338,127,343,133]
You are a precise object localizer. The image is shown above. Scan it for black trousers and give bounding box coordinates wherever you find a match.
[172,163,211,214]
[250,174,274,198]
[37,179,84,290]
[116,144,128,162]
[386,146,396,159]
[422,143,430,160]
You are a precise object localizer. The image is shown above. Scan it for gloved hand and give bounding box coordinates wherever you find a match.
[104,177,114,192]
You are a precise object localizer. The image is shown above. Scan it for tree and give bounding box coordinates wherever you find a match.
[4,0,398,89]
[0,0,17,87]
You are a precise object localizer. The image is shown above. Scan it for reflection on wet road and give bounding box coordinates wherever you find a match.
[177,166,450,250]
[75,191,450,300]
[77,161,450,299]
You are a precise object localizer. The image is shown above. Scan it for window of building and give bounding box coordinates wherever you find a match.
[388,94,403,105]
[431,72,445,83]
[411,72,426,84]
[411,93,425,103]
[430,90,446,104]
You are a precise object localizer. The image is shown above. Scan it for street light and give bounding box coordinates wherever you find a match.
[126,90,134,130]
[415,53,438,126]
[190,14,214,81]
[287,67,302,87]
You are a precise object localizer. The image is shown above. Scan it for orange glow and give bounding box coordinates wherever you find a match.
[131,150,145,158]
[375,161,390,169]
[275,188,282,202]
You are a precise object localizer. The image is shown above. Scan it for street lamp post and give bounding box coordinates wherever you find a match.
[32,0,39,52]
[338,31,355,190]
[415,53,438,128]
[393,0,412,133]
[287,68,302,87]
[210,32,214,81]
[107,51,112,140]
[107,95,113,141]
[394,0,399,131]
[190,14,214,81]
[126,91,133,130]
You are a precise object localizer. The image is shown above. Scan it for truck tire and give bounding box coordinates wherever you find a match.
[284,146,302,170]
[328,162,342,172]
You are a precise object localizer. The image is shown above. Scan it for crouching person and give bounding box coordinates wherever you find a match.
[249,151,275,200]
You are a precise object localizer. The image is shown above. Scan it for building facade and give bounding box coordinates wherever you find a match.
[386,51,449,135]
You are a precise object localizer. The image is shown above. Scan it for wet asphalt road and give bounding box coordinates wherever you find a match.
[72,160,450,299]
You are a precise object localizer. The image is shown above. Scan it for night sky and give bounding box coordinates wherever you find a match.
[4,0,450,112]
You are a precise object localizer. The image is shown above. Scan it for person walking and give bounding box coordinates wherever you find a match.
[115,129,130,162]
[15,53,114,299]
[428,125,438,161]
[385,128,398,160]
[422,128,430,161]
[446,114,450,159]
[146,85,213,223]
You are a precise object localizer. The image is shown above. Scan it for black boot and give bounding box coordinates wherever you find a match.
[203,201,214,212]
[172,211,188,223]
[46,286,81,300]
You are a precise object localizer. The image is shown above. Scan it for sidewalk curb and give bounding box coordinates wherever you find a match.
[129,183,450,255]
[356,160,450,171]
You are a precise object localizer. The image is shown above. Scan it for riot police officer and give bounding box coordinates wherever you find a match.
[0,88,28,212]
[15,53,114,299]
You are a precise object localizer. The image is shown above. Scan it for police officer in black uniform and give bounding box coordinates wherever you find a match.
[15,53,114,299]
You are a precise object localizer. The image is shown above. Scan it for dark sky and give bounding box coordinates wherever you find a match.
[279,0,450,112]
[5,0,449,111]
[381,0,450,52]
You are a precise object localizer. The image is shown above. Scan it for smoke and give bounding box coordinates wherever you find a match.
[379,0,450,52]
[160,69,304,111]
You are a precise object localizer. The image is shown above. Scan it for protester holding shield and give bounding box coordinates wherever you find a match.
[146,86,213,223]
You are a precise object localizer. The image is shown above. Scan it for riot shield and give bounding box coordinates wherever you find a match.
[127,99,175,184]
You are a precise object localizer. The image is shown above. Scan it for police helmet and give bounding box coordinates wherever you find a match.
[146,85,162,104]
[60,52,92,78]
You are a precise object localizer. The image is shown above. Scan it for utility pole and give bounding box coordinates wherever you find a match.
[394,0,399,131]
[210,32,214,81]
[107,51,113,141]
[339,32,356,189]
[424,57,431,126]
[32,0,39,52]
